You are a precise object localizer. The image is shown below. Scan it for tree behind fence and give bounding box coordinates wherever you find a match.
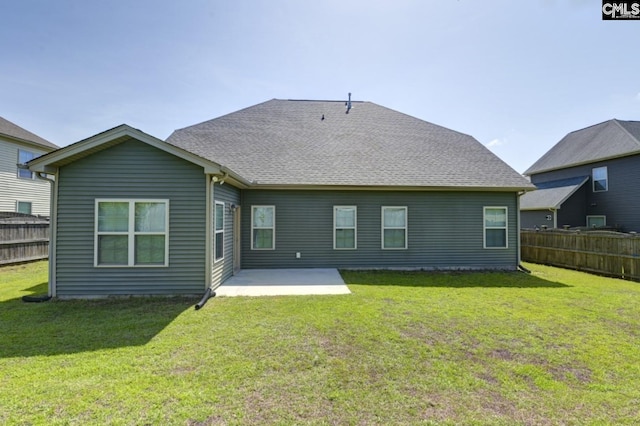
[521,229,640,282]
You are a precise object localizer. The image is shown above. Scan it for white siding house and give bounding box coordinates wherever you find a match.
[0,117,58,216]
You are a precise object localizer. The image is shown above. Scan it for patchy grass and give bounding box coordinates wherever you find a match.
[1,261,639,425]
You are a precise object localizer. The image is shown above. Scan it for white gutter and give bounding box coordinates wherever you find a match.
[517,191,523,268]
[205,174,213,290]
[35,171,57,297]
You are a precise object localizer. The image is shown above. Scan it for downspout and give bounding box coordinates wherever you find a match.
[517,191,530,274]
[36,172,57,297]
[196,174,219,310]
[550,208,557,229]
[205,174,213,290]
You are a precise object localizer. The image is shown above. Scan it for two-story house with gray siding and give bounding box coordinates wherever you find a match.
[0,116,58,216]
[28,98,534,298]
[521,119,640,231]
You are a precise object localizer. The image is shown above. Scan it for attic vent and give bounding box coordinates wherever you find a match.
[345,92,352,114]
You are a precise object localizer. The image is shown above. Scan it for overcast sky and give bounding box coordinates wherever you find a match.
[2,0,639,173]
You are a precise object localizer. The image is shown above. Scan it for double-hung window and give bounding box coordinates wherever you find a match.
[252,206,275,250]
[484,207,508,249]
[592,166,608,192]
[17,150,35,179]
[95,200,169,266]
[382,206,407,249]
[334,206,357,249]
[214,201,225,261]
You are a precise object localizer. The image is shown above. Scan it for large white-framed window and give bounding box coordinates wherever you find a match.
[587,215,606,228]
[95,199,169,267]
[484,206,508,249]
[252,205,275,250]
[334,206,357,250]
[16,201,32,215]
[214,201,225,261]
[382,206,407,249]
[17,149,35,179]
[592,166,608,192]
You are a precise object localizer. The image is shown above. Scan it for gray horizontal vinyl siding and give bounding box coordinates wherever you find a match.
[212,182,240,286]
[531,155,640,231]
[240,190,519,270]
[55,139,207,297]
[521,210,554,230]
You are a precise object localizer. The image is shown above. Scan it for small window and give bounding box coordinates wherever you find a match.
[592,167,608,192]
[484,207,508,249]
[17,150,35,179]
[17,201,32,215]
[95,200,169,267]
[334,206,357,249]
[252,206,275,250]
[382,206,407,249]
[587,215,606,228]
[215,202,225,261]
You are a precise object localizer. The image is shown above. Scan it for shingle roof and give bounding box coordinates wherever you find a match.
[167,99,532,190]
[0,116,58,150]
[520,176,588,210]
[524,119,640,176]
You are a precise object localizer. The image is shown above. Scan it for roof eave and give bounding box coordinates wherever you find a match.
[524,150,640,176]
[0,133,58,152]
[245,183,535,192]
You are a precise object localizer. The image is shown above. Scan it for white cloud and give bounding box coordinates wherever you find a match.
[486,138,506,148]
[635,92,640,101]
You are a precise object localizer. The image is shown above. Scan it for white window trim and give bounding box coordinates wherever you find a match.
[251,205,275,250]
[214,201,225,262]
[333,206,357,250]
[94,199,169,267]
[381,206,408,250]
[483,206,508,249]
[587,215,606,228]
[592,166,608,192]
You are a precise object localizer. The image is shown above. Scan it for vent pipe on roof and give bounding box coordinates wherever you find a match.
[345,92,352,114]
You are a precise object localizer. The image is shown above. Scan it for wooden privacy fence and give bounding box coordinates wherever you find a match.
[0,216,50,265]
[521,229,640,282]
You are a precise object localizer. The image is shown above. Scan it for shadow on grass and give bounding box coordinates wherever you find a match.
[0,283,195,359]
[340,270,571,289]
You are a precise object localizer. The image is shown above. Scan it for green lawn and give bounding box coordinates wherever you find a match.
[1,261,639,425]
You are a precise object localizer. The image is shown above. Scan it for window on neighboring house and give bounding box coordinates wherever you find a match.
[334,206,357,249]
[382,206,407,249]
[252,206,275,250]
[95,200,169,267]
[17,150,35,179]
[484,207,508,249]
[16,201,32,215]
[587,215,606,228]
[592,166,608,192]
[215,201,225,261]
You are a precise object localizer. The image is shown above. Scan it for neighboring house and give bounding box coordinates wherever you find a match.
[28,99,533,298]
[521,119,640,231]
[0,116,58,216]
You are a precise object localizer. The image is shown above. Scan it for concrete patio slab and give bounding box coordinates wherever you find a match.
[214,268,351,297]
